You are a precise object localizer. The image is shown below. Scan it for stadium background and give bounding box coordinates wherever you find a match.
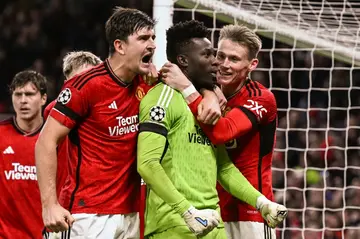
[0,0,359,238]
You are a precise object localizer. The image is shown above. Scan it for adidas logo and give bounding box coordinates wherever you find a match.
[108,101,117,110]
[3,146,14,154]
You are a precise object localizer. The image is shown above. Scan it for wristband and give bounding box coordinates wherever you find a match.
[181,84,197,98]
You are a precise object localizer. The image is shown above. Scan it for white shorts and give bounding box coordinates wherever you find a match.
[44,213,139,239]
[224,221,276,239]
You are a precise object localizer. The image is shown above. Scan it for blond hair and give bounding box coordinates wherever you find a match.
[219,25,262,60]
[62,51,102,79]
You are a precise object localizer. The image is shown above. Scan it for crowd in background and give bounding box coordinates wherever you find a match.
[0,0,359,238]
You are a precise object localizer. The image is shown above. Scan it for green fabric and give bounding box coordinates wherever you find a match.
[138,83,220,235]
[137,131,192,215]
[137,83,263,236]
[216,145,262,208]
[145,226,227,239]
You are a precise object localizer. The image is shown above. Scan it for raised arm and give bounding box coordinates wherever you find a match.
[188,93,256,145]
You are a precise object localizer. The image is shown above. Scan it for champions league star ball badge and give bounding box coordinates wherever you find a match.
[150,106,165,122]
[57,88,72,105]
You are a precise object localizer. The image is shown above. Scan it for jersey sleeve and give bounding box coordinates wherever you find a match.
[139,84,180,134]
[43,100,56,120]
[49,84,90,129]
[216,145,262,208]
[241,90,277,124]
[137,84,191,215]
[188,90,277,145]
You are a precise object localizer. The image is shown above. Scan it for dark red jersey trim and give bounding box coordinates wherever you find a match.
[71,64,106,89]
[104,59,131,88]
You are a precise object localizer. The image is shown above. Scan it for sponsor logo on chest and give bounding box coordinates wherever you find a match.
[4,163,37,181]
[108,115,139,136]
[188,125,212,146]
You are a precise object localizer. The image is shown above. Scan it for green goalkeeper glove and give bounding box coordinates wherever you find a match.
[256,195,288,228]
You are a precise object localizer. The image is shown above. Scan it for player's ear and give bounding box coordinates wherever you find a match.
[114,39,125,55]
[177,54,188,68]
[41,93,47,106]
[248,58,258,72]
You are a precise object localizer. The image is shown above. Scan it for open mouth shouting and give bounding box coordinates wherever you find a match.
[141,52,154,66]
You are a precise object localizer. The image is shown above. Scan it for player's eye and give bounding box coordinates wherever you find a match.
[230,56,239,62]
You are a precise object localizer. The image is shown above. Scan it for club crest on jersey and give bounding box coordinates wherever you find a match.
[136,86,145,101]
[149,105,165,122]
[57,88,71,105]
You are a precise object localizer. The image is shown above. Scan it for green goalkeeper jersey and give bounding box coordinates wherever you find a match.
[137,83,261,236]
[139,83,221,233]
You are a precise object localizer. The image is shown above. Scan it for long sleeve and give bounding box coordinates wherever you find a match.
[137,83,192,215]
[216,145,262,207]
[188,96,256,145]
[137,130,191,215]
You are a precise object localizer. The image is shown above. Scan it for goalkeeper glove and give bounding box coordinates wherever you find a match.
[256,195,288,228]
[182,206,221,236]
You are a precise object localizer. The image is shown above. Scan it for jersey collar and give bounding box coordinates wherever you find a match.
[12,116,44,137]
[104,59,133,88]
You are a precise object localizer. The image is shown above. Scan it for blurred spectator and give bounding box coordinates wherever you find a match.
[0,0,153,113]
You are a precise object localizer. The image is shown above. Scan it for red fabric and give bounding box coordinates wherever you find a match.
[190,80,278,222]
[49,60,152,214]
[43,100,56,120]
[189,95,254,145]
[0,118,43,238]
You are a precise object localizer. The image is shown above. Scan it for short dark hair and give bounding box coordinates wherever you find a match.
[166,20,210,63]
[105,7,155,54]
[9,70,47,95]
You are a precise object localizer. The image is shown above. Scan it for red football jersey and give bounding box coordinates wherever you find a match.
[43,100,56,120]
[0,117,43,238]
[189,79,277,222]
[49,60,151,214]
[44,100,67,197]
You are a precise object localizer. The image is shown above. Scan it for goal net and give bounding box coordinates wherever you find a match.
[171,0,360,238]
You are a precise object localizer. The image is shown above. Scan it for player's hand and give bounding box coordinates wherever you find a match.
[198,90,221,125]
[42,203,75,232]
[257,196,288,228]
[214,86,227,112]
[182,206,221,236]
[160,62,192,91]
[143,63,159,86]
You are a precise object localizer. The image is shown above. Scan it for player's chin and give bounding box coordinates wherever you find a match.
[18,113,34,121]
[216,72,233,84]
[138,63,151,75]
[216,76,232,86]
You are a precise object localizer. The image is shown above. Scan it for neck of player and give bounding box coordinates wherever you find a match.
[107,56,136,84]
[16,115,43,134]
[221,78,247,98]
